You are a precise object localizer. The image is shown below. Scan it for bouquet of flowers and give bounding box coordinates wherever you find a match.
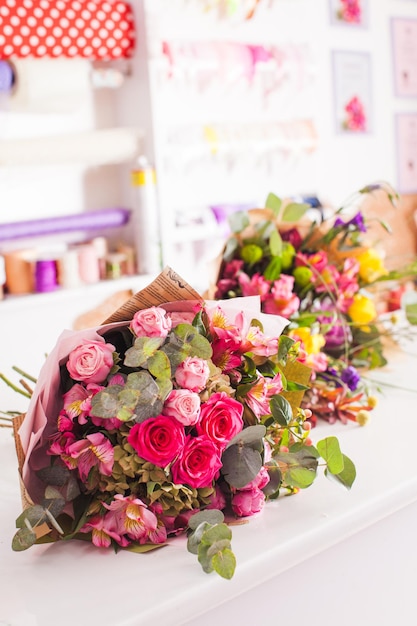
[12,269,355,579]
[211,183,417,426]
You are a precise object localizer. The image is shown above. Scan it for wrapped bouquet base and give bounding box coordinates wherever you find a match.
[13,267,356,578]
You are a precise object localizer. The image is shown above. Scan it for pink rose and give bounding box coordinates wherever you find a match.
[66,340,115,384]
[130,306,172,338]
[206,485,227,511]
[127,416,185,467]
[196,391,243,450]
[241,466,270,491]
[174,357,210,392]
[231,487,265,517]
[163,389,201,426]
[171,435,223,488]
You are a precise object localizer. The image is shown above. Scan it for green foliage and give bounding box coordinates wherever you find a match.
[187,512,236,579]
[281,202,310,223]
[228,210,250,234]
[265,192,282,216]
[221,425,266,489]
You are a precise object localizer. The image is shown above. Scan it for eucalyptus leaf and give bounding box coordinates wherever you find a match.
[211,548,236,580]
[187,521,212,554]
[228,211,250,234]
[15,505,47,529]
[124,336,165,368]
[223,237,239,262]
[188,509,225,531]
[173,324,213,360]
[12,527,37,551]
[226,424,266,449]
[200,522,232,544]
[221,444,263,489]
[36,465,71,487]
[147,350,171,379]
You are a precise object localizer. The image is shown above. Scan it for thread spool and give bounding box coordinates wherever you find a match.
[89,236,108,280]
[77,244,100,284]
[3,250,35,294]
[0,255,5,299]
[35,259,58,293]
[57,248,82,289]
[105,252,127,280]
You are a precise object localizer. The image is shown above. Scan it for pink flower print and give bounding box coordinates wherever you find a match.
[344,96,367,132]
[339,0,362,24]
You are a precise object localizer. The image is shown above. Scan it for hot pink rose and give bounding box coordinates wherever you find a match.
[196,391,243,450]
[66,340,115,384]
[171,435,223,488]
[130,306,172,338]
[231,486,265,517]
[174,357,210,392]
[127,415,185,467]
[163,389,201,426]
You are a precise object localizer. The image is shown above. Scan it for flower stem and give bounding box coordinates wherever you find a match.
[0,373,32,399]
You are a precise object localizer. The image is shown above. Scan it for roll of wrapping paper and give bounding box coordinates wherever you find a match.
[0,208,131,242]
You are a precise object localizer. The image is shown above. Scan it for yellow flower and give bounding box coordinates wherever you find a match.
[289,327,325,355]
[356,248,387,283]
[348,293,377,325]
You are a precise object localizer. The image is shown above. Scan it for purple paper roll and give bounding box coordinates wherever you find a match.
[0,208,131,242]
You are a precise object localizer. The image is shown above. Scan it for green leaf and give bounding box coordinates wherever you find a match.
[269,394,293,426]
[285,466,316,488]
[173,324,213,360]
[188,509,225,531]
[200,523,232,544]
[124,336,165,368]
[265,192,282,216]
[228,211,250,234]
[317,437,344,475]
[147,350,171,379]
[12,527,37,551]
[124,542,167,553]
[36,465,70,487]
[15,505,47,529]
[405,302,417,326]
[262,463,282,498]
[221,444,263,489]
[211,548,236,580]
[269,228,282,257]
[326,454,356,489]
[263,256,281,281]
[187,522,212,555]
[226,424,266,449]
[281,202,310,223]
[285,381,310,392]
[223,237,239,262]
[277,335,296,363]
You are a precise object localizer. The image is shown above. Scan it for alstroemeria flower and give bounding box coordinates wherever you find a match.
[245,373,283,419]
[263,275,300,317]
[80,513,129,549]
[238,272,271,301]
[244,325,279,358]
[103,494,159,543]
[66,432,114,481]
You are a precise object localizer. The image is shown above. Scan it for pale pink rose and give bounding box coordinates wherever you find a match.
[171,435,223,488]
[206,485,227,511]
[196,391,244,450]
[174,357,210,392]
[241,466,270,491]
[66,340,115,384]
[127,416,185,468]
[130,306,172,338]
[163,389,201,426]
[169,311,196,327]
[231,487,265,517]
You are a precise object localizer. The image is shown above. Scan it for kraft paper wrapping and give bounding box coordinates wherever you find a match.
[16,266,290,508]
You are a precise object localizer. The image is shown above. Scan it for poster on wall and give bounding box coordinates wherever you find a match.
[332,50,372,134]
[391,18,417,98]
[396,113,417,193]
[329,0,369,27]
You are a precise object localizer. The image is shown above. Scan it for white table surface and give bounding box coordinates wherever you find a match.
[1,341,417,626]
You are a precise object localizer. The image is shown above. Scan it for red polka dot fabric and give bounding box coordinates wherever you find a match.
[0,0,135,59]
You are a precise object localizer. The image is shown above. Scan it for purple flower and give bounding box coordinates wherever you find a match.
[333,212,366,233]
[341,365,361,391]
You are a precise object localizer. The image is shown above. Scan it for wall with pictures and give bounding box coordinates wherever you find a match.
[0,0,416,291]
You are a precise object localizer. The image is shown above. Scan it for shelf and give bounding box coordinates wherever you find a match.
[0,127,144,167]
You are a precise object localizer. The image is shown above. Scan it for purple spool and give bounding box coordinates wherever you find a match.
[0,61,14,93]
[35,259,58,293]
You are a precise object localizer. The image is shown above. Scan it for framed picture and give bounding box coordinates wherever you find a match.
[329,0,369,28]
[395,113,417,193]
[391,18,417,98]
[332,50,372,134]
